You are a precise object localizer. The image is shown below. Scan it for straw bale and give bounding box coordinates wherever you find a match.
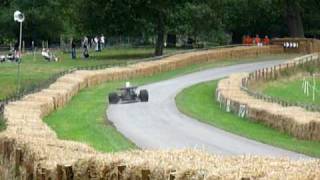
[217,56,320,141]
[48,82,79,107]
[40,89,69,110]
[6,101,51,118]
[22,94,55,116]
[71,70,97,88]
[49,81,80,97]
[73,70,94,84]
[57,74,88,90]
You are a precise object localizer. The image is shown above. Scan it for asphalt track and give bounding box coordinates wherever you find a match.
[107,60,309,159]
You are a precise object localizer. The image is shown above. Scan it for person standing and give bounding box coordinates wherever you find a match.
[101,34,105,49]
[98,36,101,52]
[247,36,253,45]
[71,39,76,59]
[90,38,94,49]
[255,34,261,46]
[263,35,270,45]
[94,36,99,52]
[83,36,89,59]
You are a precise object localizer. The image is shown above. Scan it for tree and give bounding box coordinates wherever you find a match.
[0,0,72,45]
[169,1,227,45]
[222,0,286,42]
[283,0,304,37]
[134,0,187,56]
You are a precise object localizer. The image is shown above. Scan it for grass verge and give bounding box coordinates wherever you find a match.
[254,76,320,106]
[44,54,298,153]
[175,80,320,157]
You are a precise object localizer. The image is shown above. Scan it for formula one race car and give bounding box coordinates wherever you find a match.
[108,82,149,104]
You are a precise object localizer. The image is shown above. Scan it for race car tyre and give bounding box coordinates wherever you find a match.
[139,89,149,102]
[109,92,120,104]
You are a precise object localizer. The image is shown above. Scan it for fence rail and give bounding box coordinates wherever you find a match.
[240,53,320,112]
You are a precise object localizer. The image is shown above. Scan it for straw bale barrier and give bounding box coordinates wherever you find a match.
[216,54,320,141]
[1,45,320,179]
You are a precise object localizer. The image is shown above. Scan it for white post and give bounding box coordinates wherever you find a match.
[313,75,316,101]
[13,10,24,93]
[306,81,309,97]
[303,78,307,94]
[19,22,22,57]
[17,21,23,92]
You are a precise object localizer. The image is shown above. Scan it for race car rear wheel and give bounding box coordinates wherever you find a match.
[139,89,149,102]
[109,92,120,104]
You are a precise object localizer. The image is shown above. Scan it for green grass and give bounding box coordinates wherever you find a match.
[254,77,320,106]
[176,80,320,157]
[0,47,178,100]
[44,54,299,153]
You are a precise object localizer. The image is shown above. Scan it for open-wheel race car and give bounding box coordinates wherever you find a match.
[108,82,149,104]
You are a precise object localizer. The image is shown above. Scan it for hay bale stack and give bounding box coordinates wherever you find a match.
[6,100,52,118]
[40,89,70,110]
[48,81,80,104]
[57,73,88,90]
[68,150,320,179]
[22,94,55,116]
[217,68,320,141]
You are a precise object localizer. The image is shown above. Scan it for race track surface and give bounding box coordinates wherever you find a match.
[107,60,308,159]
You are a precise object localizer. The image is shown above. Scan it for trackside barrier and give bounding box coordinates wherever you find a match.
[216,53,320,141]
[240,53,320,112]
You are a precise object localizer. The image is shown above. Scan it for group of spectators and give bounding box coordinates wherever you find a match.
[0,42,23,64]
[91,35,105,52]
[70,35,105,60]
[1,35,108,63]
[243,35,270,46]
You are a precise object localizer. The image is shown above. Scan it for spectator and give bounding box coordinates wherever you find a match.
[98,36,101,52]
[255,34,262,46]
[7,48,18,62]
[42,48,58,62]
[263,35,270,45]
[83,36,89,59]
[94,36,99,51]
[91,38,95,49]
[83,36,89,48]
[246,36,253,45]
[71,39,76,59]
[101,34,105,49]
[0,55,5,63]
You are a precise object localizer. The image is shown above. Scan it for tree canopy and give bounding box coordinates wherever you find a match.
[0,0,319,55]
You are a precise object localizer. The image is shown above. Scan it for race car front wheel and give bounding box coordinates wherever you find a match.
[139,89,149,102]
[109,92,120,104]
